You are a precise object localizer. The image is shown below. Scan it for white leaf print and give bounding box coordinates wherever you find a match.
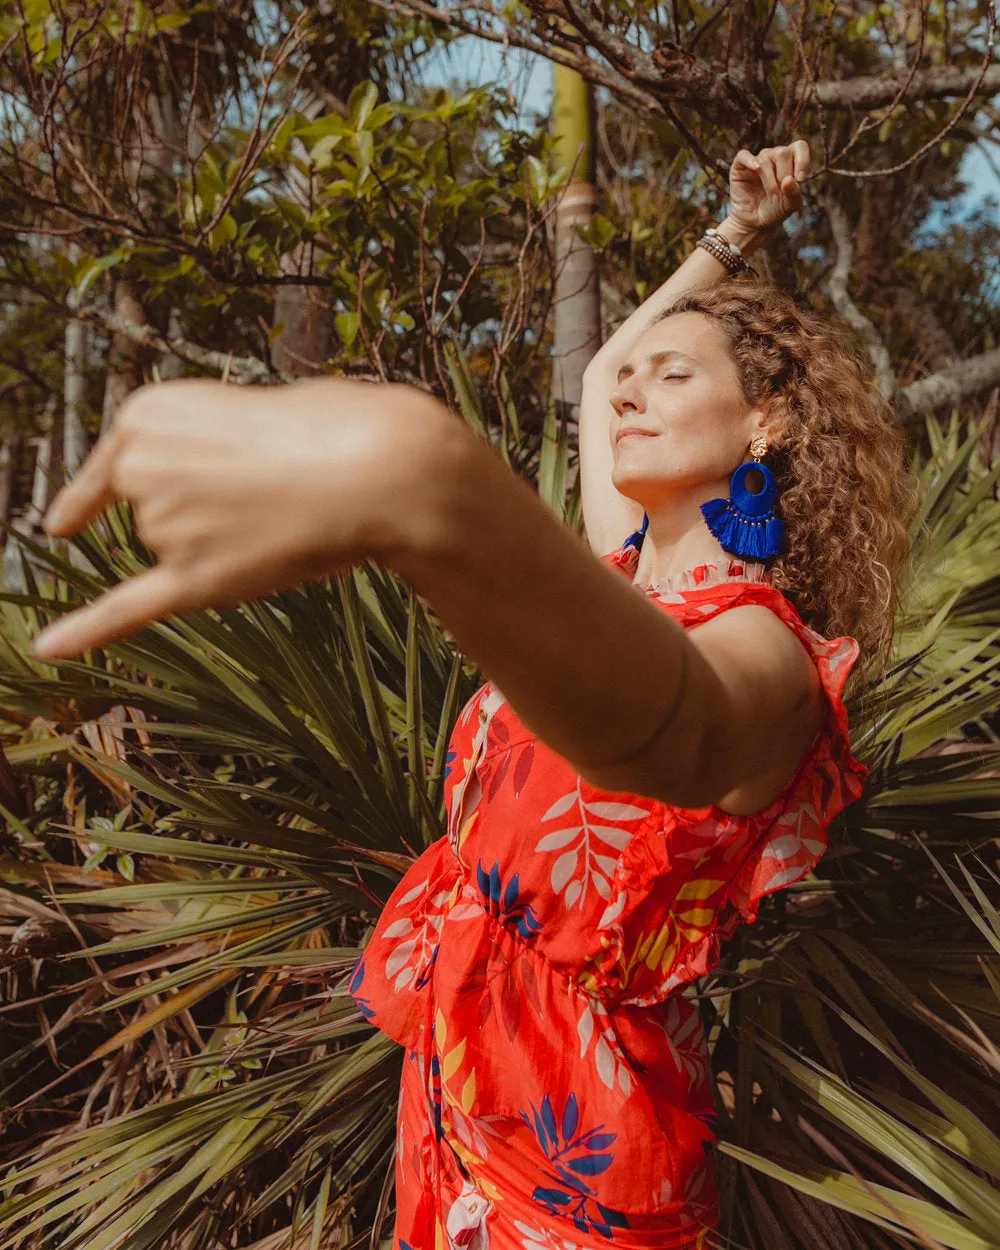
[618,1064,632,1097]
[597,894,626,928]
[393,966,415,991]
[577,1004,594,1057]
[763,864,808,889]
[594,1034,615,1089]
[564,880,582,908]
[541,791,578,822]
[551,849,578,893]
[447,903,484,921]
[585,800,649,821]
[430,890,453,906]
[385,937,417,980]
[592,874,610,900]
[593,853,618,876]
[398,881,427,907]
[534,826,581,853]
[590,824,634,850]
[763,834,802,858]
[380,918,414,940]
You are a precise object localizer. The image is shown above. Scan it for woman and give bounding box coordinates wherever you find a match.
[33,139,915,1248]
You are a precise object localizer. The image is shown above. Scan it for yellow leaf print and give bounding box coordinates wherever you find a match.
[458,809,479,853]
[676,878,726,903]
[461,1067,476,1114]
[442,1037,467,1081]
[435,1008,448,1049]
[643,926,673,972]
[479,1175,503,1204]
[676,905,717,941]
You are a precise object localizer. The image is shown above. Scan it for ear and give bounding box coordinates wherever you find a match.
[752,398,787,447]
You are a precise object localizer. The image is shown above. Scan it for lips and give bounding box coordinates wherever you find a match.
[616,427,657,443]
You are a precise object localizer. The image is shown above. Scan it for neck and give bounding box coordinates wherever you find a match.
[633,483,758,585]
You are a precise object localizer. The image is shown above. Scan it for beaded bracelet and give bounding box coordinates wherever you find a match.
[695,227,759,278]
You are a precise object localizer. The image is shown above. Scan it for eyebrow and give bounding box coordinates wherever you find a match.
[616,350,698,383]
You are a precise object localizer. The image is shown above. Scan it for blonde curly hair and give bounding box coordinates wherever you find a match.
[654,277,919,693]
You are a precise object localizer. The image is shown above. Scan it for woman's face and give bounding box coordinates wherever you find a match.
[608,312,766,509]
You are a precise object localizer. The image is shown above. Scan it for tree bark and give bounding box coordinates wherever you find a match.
[271,241,335,377]
[551,57,601,481]
[101,280,151,434]
[897,347,1000,423]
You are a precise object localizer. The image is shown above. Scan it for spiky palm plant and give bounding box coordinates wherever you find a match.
[0,407,997,1249]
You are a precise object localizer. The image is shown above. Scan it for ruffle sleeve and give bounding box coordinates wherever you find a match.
[579,578,869,1008]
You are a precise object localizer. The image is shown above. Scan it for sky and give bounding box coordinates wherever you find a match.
[416,35,1000,231]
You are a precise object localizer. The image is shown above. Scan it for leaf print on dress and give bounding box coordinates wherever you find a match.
[520,1091,630,1240]
[575,996,634,1097]
[378,877,452,992]
[475,859,543,940]
[535,788,652,909]
[347,954,375,1022]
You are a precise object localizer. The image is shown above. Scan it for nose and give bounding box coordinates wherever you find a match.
[609,376,645,417]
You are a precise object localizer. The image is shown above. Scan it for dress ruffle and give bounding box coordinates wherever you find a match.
[579,548,869,1005]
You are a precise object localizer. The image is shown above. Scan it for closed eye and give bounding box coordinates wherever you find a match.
[661,373,689,381]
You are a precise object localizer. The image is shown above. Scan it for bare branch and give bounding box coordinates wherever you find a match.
[821,196,896,401]
[897,348,1000,425]
[812,63,1000,111]
[72,305,426,392]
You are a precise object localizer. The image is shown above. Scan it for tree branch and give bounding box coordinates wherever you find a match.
[821,196,896,401]
[72,305,426,391]
[896,348,1000,425]
[811,63,1000,111]
[371,0,999,122]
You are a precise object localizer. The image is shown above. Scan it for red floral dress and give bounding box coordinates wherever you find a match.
[349,543,868,1250]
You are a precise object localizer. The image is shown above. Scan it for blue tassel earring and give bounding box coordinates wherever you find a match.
[622,510,648,553]
[700,434,786,561]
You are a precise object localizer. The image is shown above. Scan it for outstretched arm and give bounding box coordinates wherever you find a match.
[33,376,821,814]
[580,143,811,558]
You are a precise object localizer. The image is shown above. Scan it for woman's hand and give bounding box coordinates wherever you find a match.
[30,376,444,661]
[726,139,811,244]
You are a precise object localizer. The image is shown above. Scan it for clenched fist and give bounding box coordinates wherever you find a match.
[728,139,811,242]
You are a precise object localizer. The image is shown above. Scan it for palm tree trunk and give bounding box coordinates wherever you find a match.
[551,59,601,486]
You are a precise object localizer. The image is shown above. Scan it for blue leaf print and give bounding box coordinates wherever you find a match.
[444,745,457,783]
[521,1092,631,1240]
[533,1188,571,1206]
[475,859,543,941]
[413,943,439,992]
[540,1094,558,1151]
[566,1153,614,1176]
[347,955,375,1022]
[562,1091,579,1143]
[488,861,502,906]
[596,1203,630,1229]
[529,1107,553,1159]
[553,1163,594,1196]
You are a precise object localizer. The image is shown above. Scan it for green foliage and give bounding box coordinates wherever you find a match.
[1,2,1000,1246]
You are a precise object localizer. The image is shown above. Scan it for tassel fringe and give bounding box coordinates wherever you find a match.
[700,498,785,561]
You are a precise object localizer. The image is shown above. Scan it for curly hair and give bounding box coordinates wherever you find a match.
[653,277,919,693]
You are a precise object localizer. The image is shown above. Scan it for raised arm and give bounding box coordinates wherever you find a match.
[580,144,810,558]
